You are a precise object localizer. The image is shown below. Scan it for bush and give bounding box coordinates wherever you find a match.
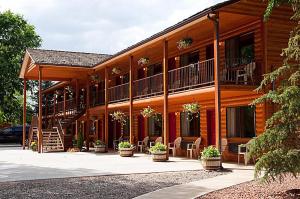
[201,146,220,159]
[30,141,37,151]
[77,130,84,150]
[95,140,105,147]
[149,142,166,153]
[118,141,132,149]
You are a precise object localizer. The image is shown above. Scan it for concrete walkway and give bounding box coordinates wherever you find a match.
[135,164,254,199]
[0,146,203,182]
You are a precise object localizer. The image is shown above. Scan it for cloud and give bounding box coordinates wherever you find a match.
[0,0,225,54]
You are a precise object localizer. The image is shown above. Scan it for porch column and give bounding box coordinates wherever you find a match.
[22,78,27,150]
[63,87,66,118]
[104,67,109,146]
[212,13,221,151]
[163,40,169,159]
[53,92,56,119]
[86,79,90,151]
[75,79,79,109]
[129,55,134,144]
[38,66,43,153]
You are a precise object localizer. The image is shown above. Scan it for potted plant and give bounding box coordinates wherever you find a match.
[200,146,221,170]
[138,57,150,66]
[177,37,193,50]
[94,140,106,153]
[30,141,37,151]
[149,142,167,162]
[118,141,135,157]
[141,106,155,118]
[112,67,121,75]
[183,103,200,121]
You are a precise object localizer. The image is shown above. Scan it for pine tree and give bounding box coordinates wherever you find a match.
[249,0,300,181]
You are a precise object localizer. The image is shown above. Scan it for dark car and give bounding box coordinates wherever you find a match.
[0,125,30,144]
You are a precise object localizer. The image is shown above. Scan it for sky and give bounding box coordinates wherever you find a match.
[0,0,225,55]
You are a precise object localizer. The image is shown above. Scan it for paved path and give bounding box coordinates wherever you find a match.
[0,146,203,182]
[135,164,254,199]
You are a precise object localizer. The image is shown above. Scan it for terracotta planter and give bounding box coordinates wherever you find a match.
[151,151,167,162]
[95,145,106,153]
[119,148,134,157]
[201,157,221,170]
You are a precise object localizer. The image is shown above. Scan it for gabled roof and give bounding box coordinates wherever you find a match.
[27,49,111,68]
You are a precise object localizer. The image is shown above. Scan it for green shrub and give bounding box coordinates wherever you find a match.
[77,130,84,150]
[30,141,37,151]
[149,142,166,153]
[201,146,220,159]
[118,141,132,149]
[95,140,105,147]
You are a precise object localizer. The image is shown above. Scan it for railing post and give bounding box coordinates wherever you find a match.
[22,78,27,150]
[163,40,169,160]
[63,87,66,118]
[38,65,43,153]
[129,55,134,144]
[104,67,109,146]
[75,79,79,110]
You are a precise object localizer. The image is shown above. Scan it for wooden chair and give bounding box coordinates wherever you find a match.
[238,139,253,165]
[187,137,201,159]
[150,136,162,148]
[168,137,182,157]
[137,136,149,153]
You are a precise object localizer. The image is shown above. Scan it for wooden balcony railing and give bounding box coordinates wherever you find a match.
[108,83,129,103]
[134,73,163,99]
[90,89,105,107]
[168,58,214,93]
[221,58,260,85]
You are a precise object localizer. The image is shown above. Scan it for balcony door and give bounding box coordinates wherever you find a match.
[207,109,216,146]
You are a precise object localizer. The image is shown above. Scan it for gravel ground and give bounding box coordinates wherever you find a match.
[198,175,300,199]
[0,170,226,199]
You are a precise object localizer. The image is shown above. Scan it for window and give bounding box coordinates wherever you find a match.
[206,44,214,59]
[147,63,162,76]
[148,114,162,136]
[225,32,254,67]
[180,112,200,137]
[180,51,200,67]
[226,106,256,138]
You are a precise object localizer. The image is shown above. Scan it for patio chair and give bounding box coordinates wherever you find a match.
[168,137,182,157]
[137,136,149,153]
[187,137,201,159]
[236,62,256,85]
[238,139,253,165]
[150,136,162,148]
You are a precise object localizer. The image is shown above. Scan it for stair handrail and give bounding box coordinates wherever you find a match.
[28,115,38,149]
[55,119,65,150]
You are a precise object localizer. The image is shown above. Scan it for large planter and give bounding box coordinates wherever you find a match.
[151,151,167,162]
[201,157,221,170]
[119,148,134,157]
[95,145,106,153]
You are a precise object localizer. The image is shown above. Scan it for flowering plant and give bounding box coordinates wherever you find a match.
[183,103,200,121]
[112,67,121,75]
[138,57,150,66]
[110,111,127,127]
[177,37,193,50]
[141,106,155,118]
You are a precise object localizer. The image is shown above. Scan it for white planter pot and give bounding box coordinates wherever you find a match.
[94,145,106,153]
[151,151,167,162]
[201,157,221,170]
[119,148,134,157]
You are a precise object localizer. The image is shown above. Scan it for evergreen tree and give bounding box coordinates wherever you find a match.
[249,0,300,181]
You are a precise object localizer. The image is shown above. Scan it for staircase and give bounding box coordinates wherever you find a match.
[28,116,38,149]
[42,128,64,152]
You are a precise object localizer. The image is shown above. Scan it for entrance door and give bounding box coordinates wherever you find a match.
[207,110,216,146]
[138,115,145,141]
[169,113,176,143]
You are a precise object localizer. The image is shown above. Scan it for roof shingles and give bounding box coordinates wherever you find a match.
[27,49,111,68]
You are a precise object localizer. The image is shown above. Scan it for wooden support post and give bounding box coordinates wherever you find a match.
[212,13,222,152]
[22,79,27,150]
[38,66,43,153]
[163,40,169,159]
[129,55,134,144]
[75,120,78,140]
[63,87,66,118]
[75,79,79,109]
[86,79,90,151]
[104,67,109,146]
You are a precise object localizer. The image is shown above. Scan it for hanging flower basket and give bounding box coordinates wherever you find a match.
[66,86,73,98]
[112,67,122,75]
[110,111,127,127]
[91,74,101,83]
[183,103,200,120]
[177,37,193,50]
[141,106,155,118]
[138,57,150,66]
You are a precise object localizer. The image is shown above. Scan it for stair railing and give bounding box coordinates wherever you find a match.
[55,119,65,151]
[28,115,38,149]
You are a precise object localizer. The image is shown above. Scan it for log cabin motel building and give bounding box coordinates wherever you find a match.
[19,0,293,161]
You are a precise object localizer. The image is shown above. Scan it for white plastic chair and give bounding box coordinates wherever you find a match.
[168,137,182,157]
[187,137,201,159]
[137,136,149,152]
